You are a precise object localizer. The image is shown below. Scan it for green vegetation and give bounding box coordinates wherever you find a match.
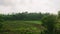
[0,11,60,34]
[1,21,43,34]
[41,15,57,34]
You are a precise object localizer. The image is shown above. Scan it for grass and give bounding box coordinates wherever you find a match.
[1,20,44,34]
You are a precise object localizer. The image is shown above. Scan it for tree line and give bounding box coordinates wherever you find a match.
[0,12,51,21]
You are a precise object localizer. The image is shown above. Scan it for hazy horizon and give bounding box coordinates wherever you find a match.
[0,0,60,14]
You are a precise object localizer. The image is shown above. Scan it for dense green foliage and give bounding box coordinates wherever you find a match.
[0,12,50,21]
[41,15,57,34]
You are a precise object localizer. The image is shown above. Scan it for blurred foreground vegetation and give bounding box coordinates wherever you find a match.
[0,11,60,34]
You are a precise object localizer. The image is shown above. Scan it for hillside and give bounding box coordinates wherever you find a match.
[1,21,44,34]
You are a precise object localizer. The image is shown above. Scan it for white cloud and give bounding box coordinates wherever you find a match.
[0,0,60,14]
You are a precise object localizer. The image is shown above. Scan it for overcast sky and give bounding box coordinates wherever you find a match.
[0,0,60,14]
